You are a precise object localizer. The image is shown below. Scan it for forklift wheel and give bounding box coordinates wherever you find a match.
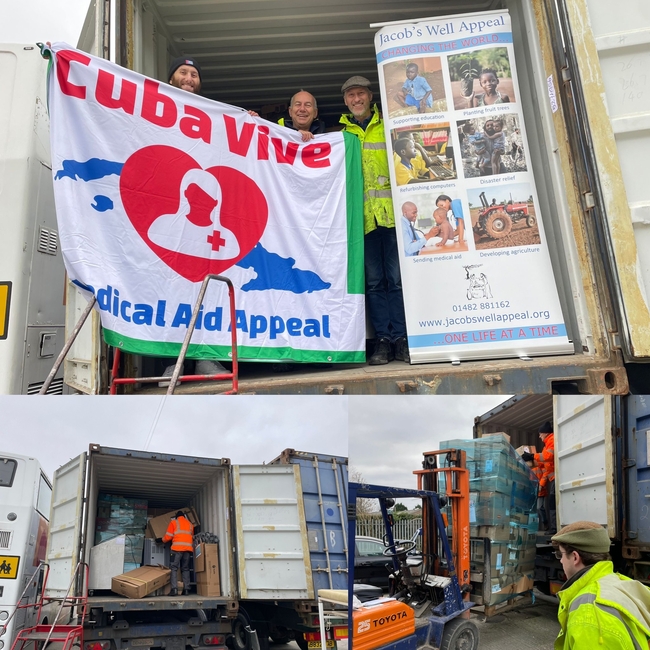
[440,618,479,650]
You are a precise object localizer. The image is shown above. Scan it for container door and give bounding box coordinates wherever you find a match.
[63,281,101,394]
[624,396,650,545]
[554,396,616,532]
[233,464,314,600]
[564,0,650,357]
[45,452,87,598]
[289,455,348,592]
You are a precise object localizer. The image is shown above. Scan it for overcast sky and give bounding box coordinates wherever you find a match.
[0,1,89,46]
[2,396,509,481]
[1,396,348,479]
[349,395,509,502]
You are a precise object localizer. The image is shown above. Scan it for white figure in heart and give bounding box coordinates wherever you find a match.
[148,168,240,260]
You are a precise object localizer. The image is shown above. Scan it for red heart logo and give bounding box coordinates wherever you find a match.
[120,145,268,282]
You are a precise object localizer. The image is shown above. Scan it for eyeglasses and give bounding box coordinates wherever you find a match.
[554,550,572,560]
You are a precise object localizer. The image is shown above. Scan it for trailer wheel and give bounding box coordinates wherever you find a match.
[231,612,252,650]
[526,215,537,228]
[484,211,512,239]
[440,618,479,650]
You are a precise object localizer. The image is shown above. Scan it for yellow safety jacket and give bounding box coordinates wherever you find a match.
[556,561,650,650]
[340,105,394,235]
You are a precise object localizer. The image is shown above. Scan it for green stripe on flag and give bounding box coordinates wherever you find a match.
[103,329,365,363]
[343,131,364,294]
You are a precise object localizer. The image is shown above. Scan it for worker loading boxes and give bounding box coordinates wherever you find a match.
[45,445,348,650]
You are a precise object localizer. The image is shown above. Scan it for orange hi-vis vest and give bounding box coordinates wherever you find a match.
[163,515,194,552]
[534,433,555,489]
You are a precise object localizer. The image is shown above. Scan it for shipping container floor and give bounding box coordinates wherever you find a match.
[131,355,626,395]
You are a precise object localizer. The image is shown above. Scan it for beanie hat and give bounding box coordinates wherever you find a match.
[551,521,611,553]
[168,56,202,83]
[538,421,553,434]
[176,510,185,518]
[341,75,372,94]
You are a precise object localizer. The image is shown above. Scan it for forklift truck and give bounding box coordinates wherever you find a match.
[349,449,479,650]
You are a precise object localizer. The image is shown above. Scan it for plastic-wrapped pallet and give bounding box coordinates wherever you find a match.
[94,493,148,572]
[439,437,539,607]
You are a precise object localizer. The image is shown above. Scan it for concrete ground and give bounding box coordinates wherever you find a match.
[471,593,560,649]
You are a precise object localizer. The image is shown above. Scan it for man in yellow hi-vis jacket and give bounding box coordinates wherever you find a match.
[553,521,650,649]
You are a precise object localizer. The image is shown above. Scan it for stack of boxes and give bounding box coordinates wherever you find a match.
[440,435,539,606]
[95,493,148,571]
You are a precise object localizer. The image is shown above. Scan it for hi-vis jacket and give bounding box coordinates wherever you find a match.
[163,515,194,552]
[556,561,650,650]
[534,432,555,491]
[340,105,395,235]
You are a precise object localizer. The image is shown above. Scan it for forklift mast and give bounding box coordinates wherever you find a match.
[414,449,471,589]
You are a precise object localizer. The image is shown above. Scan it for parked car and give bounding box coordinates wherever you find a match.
[354,536,395,588]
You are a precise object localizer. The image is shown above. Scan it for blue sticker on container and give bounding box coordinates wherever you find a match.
[485,459,493,472]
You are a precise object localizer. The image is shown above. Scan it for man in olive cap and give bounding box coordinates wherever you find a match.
[552,521,650,649]
[339,75,408,365]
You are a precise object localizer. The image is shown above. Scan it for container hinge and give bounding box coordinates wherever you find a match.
[622,458,636,468]
[609,331,621,351]
[583,192,595,211]
[561,66,571,83]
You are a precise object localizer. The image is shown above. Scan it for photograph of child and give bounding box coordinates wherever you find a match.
[383,57,448,118]
[457,115,526,178]
[391,124,457,185]
[467,183,540,250]
[448,48,516,110]
[400,194,469,257]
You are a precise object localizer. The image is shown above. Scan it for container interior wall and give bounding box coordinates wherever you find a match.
[82,452,232,599]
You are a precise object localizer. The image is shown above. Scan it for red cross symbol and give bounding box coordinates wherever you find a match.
[207,230,227,251]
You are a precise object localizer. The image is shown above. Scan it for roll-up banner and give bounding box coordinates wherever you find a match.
[374,10,574,363]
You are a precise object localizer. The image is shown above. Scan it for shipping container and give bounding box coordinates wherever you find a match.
[5,0,650,394]
[476,394,650,591]
[45,445,347,650]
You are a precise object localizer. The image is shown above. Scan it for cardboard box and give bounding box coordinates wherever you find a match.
[111,565,170,599]
[194,543,218,574]
[515,445,535,468]
[146,507,200,540]
[195,544,220,597]
[483,432,511,444]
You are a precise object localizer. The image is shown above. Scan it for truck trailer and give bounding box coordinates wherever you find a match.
[4,0,650,395]
[44,445,348,650]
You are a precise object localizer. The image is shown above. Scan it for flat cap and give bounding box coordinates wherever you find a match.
[341,75,372,94]
[552,521,611,554]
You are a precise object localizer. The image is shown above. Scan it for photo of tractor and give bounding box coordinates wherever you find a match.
[473,191,537,239]
[468,185,542,250]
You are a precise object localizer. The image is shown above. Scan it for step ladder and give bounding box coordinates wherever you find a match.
[10,562,90,650]
[38,274,238,395]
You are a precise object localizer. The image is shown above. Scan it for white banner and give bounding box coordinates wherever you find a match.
[47,45,365,363]
[374,11,573,362]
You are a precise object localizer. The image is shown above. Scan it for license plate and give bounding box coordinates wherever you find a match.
[307,642,335,649]
[131,639,154,647]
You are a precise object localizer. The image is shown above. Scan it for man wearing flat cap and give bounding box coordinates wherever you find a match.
[340,76,408,366]
[552,521,650,649]
[522,421,556,533]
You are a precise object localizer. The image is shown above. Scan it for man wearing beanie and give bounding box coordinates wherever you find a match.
[339,76,409,366]
[552,521,650,649]
[168,57,203,94]
[522,421,556,533]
